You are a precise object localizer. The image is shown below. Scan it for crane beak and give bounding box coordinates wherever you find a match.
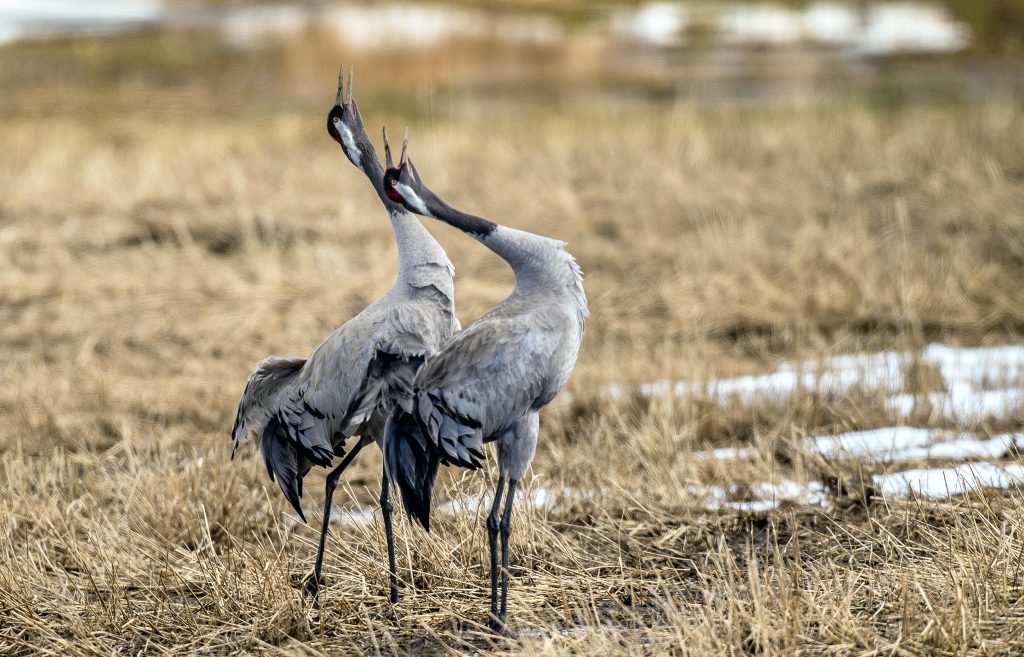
[398,127,409,167]
[335,64,344,107]
[335,64,354,108]
[383,126,393,169]
[345,64,354,107]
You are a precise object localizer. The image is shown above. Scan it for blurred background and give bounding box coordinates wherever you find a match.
[2,0,1023,118]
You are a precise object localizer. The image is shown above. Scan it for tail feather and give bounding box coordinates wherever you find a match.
[384,409,440,531]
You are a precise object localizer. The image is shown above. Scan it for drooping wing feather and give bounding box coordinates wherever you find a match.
[231,355,306,456]
[235,288,455,523]
[271,305,389,466]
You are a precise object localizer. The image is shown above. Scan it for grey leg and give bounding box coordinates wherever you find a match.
[496,478,518,632]
[380,464,399,604]
[487,476,507,627]
[303,436,370,604]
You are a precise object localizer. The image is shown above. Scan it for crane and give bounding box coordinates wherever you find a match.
[230,68,458,604]
[379,134,588,631]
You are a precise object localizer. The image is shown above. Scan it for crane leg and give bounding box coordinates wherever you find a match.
[486,476,507,627]
[303,436,370,605]
[493,478,518,634]
[380,464,399,604]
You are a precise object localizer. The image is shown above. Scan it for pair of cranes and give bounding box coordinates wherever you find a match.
[230,66,587,632]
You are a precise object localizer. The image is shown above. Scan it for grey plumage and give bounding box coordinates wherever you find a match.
[231,68,456,603]
[231,354,306,459]
[381,142,587,630]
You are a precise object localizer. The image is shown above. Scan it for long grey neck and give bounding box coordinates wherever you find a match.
[356,150,453,289]
[422,191,581,302]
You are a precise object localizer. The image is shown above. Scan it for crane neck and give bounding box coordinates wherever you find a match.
[354,146,454,287]
[418,193,587,312]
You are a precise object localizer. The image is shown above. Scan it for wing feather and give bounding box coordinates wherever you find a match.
[231,355,306,455]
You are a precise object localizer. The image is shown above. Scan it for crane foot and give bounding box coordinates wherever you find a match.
[302,573,323,608]
[486,616,514,638]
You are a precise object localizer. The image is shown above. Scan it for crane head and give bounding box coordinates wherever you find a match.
[382,128,432,215]
[327,64,369,168]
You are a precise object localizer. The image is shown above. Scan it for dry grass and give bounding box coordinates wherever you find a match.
[2,97,1024,656]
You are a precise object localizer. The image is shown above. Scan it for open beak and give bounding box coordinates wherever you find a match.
[335,64,354,109]
[383,126,394,168]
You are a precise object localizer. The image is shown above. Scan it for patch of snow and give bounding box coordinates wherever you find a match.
[696,446,757,461]
[689,461,1024,513]
[856,3,968,55]
[873,462,1024,498]
[697,430,1024,463]
[802,2,859,44]
[810,427,1023,462]
[688,478,828,512]
[715,1,967,53]
[890,386,1023,423]
[318,4,562,51]
[925,343,1024,387]
[719,4,803,45]
[219,5,307,47]
[282,504,377,529]
[436,486,582,515]
[613,343,1024,423]
[612,2,689,47]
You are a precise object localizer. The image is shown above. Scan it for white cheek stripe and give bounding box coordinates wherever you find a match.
[340,124,361,166]
[395,182,430,216]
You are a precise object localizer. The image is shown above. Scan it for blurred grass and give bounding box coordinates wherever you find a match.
[5,3,1024,123]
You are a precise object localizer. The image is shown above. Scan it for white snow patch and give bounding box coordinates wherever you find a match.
[719,4,803,45]
[436,486,583,515]
[856,3,968,55]
[318,4,561,51]
[699,429,1023,464]
[688,461,1024,513]
[810,428,1024,462]
[696,446,757,461]
[612,2,689,47]
[219,4,307,47]
[716,2,966,53]
[613,343,1024,423]
[283,487,588,529]
[282,504,377,529]
[873,462,1024,499]
[926,343,1024,386]
[688,478,829,513]
[889,386,1024,423]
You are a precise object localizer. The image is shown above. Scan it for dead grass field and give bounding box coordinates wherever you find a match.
[2,94,1024,656]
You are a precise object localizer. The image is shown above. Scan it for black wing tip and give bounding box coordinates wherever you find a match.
[416,510,431,532]
[262,416,310,523]
[408,487,433,531]
[282,472,307,523]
